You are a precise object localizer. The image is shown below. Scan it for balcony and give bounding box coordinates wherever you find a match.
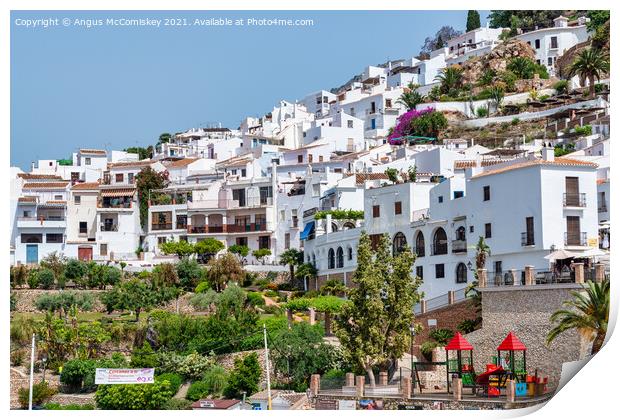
[563,193,586,207]
[151,223,173,231]
[187,197,273,210]
[100,224,118,232]
[451,239,467,253]
[17,216,66,228]
[186,223,268,234]
[564,232,587,247]
[598,203,608,213]
[521,232,535,246]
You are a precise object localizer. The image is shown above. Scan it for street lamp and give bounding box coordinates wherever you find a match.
[409,325,416,392]
[467,261,473,271]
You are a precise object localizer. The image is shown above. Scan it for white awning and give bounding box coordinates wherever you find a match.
[544,250,576,261]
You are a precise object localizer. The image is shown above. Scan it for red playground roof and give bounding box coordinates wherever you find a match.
[445,332,474,351]
[497,332,527,351]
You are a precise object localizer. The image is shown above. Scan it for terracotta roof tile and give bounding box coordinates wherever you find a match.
[353,173,389,184]
[454,159,510,169]
[166,158,199,169]
[22,182,70,189]
[190,399,240,409]
[472,158,597,178]
[18,196,37,203]
[71,182,101,190]
[79,149,107,155]
[17,173,62,180]
[107,160,154,169]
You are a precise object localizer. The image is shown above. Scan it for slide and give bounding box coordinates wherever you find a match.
[475,366,506,386]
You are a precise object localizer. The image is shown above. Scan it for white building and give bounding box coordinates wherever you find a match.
[66,182,101,261]
[515,16,590,77]
[445,25,506,66]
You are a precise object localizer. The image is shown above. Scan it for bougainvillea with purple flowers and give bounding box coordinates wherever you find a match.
[387,107,436,145]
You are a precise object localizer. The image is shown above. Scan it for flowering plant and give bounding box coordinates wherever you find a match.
[387,107,436,144]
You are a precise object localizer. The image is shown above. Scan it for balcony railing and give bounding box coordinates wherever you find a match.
[451,239,467,253]
[564,231,587,246]
[100,224,118,232]
[598,204,608,213]
[563,193,586,207]
[521,232,535,246]
[18,216,65,221]
[151,223,173,231]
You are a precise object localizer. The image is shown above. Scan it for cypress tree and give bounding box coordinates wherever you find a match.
[466,10,481,32]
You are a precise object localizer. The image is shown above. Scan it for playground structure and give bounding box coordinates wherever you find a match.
[413,331,548,399]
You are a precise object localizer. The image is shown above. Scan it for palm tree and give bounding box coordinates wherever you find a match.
[435,66,464,95]
[547,279,609,355]
[475,236,491,270]
[397,83,424,110]
[488,85,505,115]
[568,48,610,98]
[279,248,304,285]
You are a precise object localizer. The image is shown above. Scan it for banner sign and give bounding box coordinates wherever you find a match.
[95,368,155,385]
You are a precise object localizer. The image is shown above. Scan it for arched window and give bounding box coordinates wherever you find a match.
[415,231,425,257]
[331,223,339,233]
[456,262,468,284]
[433,228,448,255]
[336,247,344,268]
[343,222,356,230]
[347,246,353,260]
[393,232,407,255]
[328,248,335,269]
[456,226,466,241]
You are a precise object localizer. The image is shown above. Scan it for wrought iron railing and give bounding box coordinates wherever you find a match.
[521,232,535,246]
[564,232,587,246]
[563,193,586,207]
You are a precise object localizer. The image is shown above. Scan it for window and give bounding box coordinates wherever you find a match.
[285,233,290,249]
[236,237,248,247]
[454,191,464,199]
[524,217,535,246]
[455,226,466,241]
[158,237,167,245]
[369,234,382,251]
[46,234,63,243]
[128,173,134,184]
[21,234,42,243]
[470,226,474,233]
[319,156,323,162]
[280,210,285,221]
[328,248,335,269]
[548,57,553,66]
[312,184,320,197]
[550,36,558,49]
[438,196,443,203]
[115,173,124,183]
[79,221,87,234]
[483,186,490,201]
[241,169,247,177]
[393,232,407,255]
[432,228,448,255]
[385,99,392,108]
[372,205,380,218]
[232,188,246,206]
[347,246,353,260]
[297,155,303,163]
[85,157,91,165]
[23,210,31,218]
[308,154,313,163]
[435,264,445,279]
[415,231,425,257]
[74,195,81,205]
[370,101,376,113]
[255,215,266,229]
[258,236,270,249]
[100,243,108,256]
[347,120,353,128]
[416,266,423,280]
[535,39,540,49]
[54,195,63,200]
[371,118,376,129]
[485,223,492,238]
[336,247,344,268]
[176,215,187,229]
[394,201,402,215]
[456,263,467,284]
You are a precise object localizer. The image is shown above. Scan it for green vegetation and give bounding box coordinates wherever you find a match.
[568,48,609,98]
[136,167,169,228]
[223,352,262,399]
[507,57,549,80]
[95,379,174,410]
[18,381,57,408]
[466,10,481,32]
[335,232,422,386]
[547,279,609,355]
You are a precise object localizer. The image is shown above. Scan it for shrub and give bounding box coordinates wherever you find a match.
[511,117,520,125]
[553,80,569,94]
[186,380,211,401]
[264,290,278,298]
[420,341,437,361]
[157,351,213,380]
[11,265,29,287]
[194,281,211,294]
[35,291,95,318]
[94,379,173,410]
[176,258,204,291]
[189,290,218,311]
[11,349,25,366]
[37,268,55,289]
[457,318,481,334]
[60,359,96,391]
[18,381,57,408]
[429,328,454,345]
[65,258,87,281]
[156,373,183,395]
[223,353,262,399]
[131,342,159,368]
[476,107,488,118]
[574,125,592,136]
[27,269,40,289]
[162,398,192,410]
[247,292,265,308]
[202,365,228,397]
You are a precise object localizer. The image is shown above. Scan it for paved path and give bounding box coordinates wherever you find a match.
[175,382,191,399]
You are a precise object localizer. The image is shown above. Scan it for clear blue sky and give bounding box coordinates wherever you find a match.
[11,10,489,170]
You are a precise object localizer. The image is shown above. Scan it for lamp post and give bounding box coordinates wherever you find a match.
[409,325,416,392]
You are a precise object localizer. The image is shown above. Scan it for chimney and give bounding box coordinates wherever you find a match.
[542,143,555,162]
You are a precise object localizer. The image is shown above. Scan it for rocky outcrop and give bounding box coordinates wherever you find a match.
[460,39,537,84]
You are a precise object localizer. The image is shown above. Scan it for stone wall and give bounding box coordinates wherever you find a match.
[465,285,591,390]
[413,299,479,345]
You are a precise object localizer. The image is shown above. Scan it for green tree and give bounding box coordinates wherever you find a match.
[194,238,225,261]
[124,147,151,160]
[397,83,424,110]
[95,379,173,410]
[252,248,272,264]
[229,244,250,262]
[296,263,318,289]
[488,10,564,31]
[568,48,610,98]
[35,291,95,319]
[158,133,172,144]
[40,251,67,287]
[176,258,204,291]
[409,110,448,138]
[135,167,169,229]
[206,252,245,292]
[100,278,162,321]
[435,66,464,95]
[586,10,610,31]
[384,167,399,183]
[159,240,195,259]
[335,232,422,386]
[279,248,304,285]
[466,10,481,32]
[223,353,262,399]
[547,279,609,355]
[64,259,87,285]
[38,268,56,290]
[507,57,549,80]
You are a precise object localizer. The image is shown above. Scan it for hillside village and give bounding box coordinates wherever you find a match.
[10,10,610,411]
